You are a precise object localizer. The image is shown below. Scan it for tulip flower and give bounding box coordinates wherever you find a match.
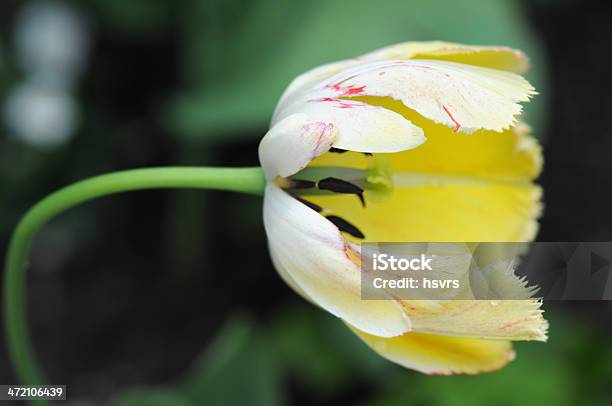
[259,41,548,375]
[3,41,549,390]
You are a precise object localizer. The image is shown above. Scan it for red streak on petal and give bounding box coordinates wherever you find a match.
[327,82,367,97]
[343,241,362,267]
[306,122,334,159]
[497,319,523,332]
[443,105,461,132]
[396,300,417,313]
[343,85,366,95]
[310,97,357,109]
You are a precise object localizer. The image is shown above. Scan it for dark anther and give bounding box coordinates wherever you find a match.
[330,147,372,157]
[294,196,323,212]
[289,179,317,189]
[329,147,348,153]
[317,177,365,207]
[318,177,363,194]
[358,193,365,206]
[325,215,365,239]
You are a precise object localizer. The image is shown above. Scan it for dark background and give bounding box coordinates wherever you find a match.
[1,0,611,405]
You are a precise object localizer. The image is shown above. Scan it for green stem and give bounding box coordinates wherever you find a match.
[3,166,266,402]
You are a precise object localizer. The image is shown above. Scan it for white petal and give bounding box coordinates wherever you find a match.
[268,243,312,302]
[319,59,532,130]
[274,41,529,116]
[273,59,357,119]
[273,59,534,153]
[258,113,336,180]
[277,97,425,153]
[263,183,412,337]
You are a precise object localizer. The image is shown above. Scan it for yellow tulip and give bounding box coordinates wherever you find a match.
[259,41,548,375]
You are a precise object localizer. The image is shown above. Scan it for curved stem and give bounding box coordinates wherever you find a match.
[3,166,266,399]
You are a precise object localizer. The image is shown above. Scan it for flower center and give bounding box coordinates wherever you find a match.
[278,154,394,239]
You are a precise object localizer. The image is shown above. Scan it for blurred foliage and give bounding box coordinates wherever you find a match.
[270,305,388,395]
[110,317,283,406]
[88,0,171,34]
[167,0,548,141]
[106,306,612,406]
[113,389,191,406]
[180,317,283,406]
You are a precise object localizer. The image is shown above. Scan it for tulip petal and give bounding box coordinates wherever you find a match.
[322,59,535,134]
[278,97,426,153]
[305,121,546,340]
[258,113,337,180]
[275,59,534,153]
[275,59,358,113]
[383,108,542,181]
[307,180,547,340]
[269,244,311,302]
[399,298,547,341]
[308,120,542,241]
[349,325,516,375]
[263,183,412,337]
[309,107,541,182]
[310,179,542,242]
[363,41,530,74]
[275,42,529,112]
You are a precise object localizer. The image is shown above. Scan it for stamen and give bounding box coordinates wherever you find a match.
[329,147,372,157]
[325,215,365,239]
[329,147,348,154]
[285,163,392,206]
[286,179,316,189]
[317,177,365,207]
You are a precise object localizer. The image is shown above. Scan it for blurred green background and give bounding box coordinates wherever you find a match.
[1,0,611,405]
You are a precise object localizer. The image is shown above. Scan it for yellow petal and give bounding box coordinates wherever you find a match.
[310,96,542,182]
[363,41,530,74]
[308,181,546,340]
[307,115,543,242]
[310,182,541,243]
[263,184,412,337]
[305,113,546,340]
[349,325,516,375]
